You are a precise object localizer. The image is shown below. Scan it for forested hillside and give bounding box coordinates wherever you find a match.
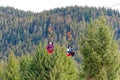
[0,17,120,80]
[0,6,120,59]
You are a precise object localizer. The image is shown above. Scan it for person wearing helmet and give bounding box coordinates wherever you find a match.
[66,46,71,56]
[66,45,74,56]
[46,42,54,54]
[46,26,55,54]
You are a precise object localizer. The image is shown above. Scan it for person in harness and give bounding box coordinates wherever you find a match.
[66,45,75,56]
[66,32,75,57]
[46,42,54,54]
[46,27,54,54]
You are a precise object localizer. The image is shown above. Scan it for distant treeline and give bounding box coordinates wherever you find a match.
[0,6,120,59]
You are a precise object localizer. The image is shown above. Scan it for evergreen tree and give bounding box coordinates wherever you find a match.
[28,44,56,80]
[28,44,80,80]
[80,17,120,80]
[4,52,20,80]
[1,6,120,58]
[0,60,5,80]
[20,54,32,80]
[49,46,80,80]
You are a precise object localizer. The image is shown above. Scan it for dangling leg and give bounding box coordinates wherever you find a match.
[71,51,75,57]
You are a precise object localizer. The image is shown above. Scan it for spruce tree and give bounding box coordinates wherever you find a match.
[49,45,80,80]
[4,52,20,80]
[28,44,80,80]
[28,44,56,80]
[80,17,120,80]
[0,60,5,80]
[20,54,32,80]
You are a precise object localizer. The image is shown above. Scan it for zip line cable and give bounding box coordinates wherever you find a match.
[109,2,120,12]
[110,3,120,8]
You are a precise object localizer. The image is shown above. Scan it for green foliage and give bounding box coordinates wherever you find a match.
[80,17,120,80]
[49,46,79,80]
[4,52,20,80]
[28,44,80,80]
[28,44,55,80]
[0,44,81,80]
[0,6,120,58]
[0,60,5,80]
[20,54,32,80]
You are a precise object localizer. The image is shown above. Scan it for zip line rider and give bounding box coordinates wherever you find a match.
[46,27,54,54]
[66,32,75,57]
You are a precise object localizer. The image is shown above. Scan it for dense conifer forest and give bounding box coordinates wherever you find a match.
[0,6,120,59]
[0,6,120,79]
[0,16,120,80]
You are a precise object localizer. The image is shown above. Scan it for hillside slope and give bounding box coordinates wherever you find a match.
[0,6,120,59]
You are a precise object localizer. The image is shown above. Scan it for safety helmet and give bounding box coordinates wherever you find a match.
[49,42,52,45]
